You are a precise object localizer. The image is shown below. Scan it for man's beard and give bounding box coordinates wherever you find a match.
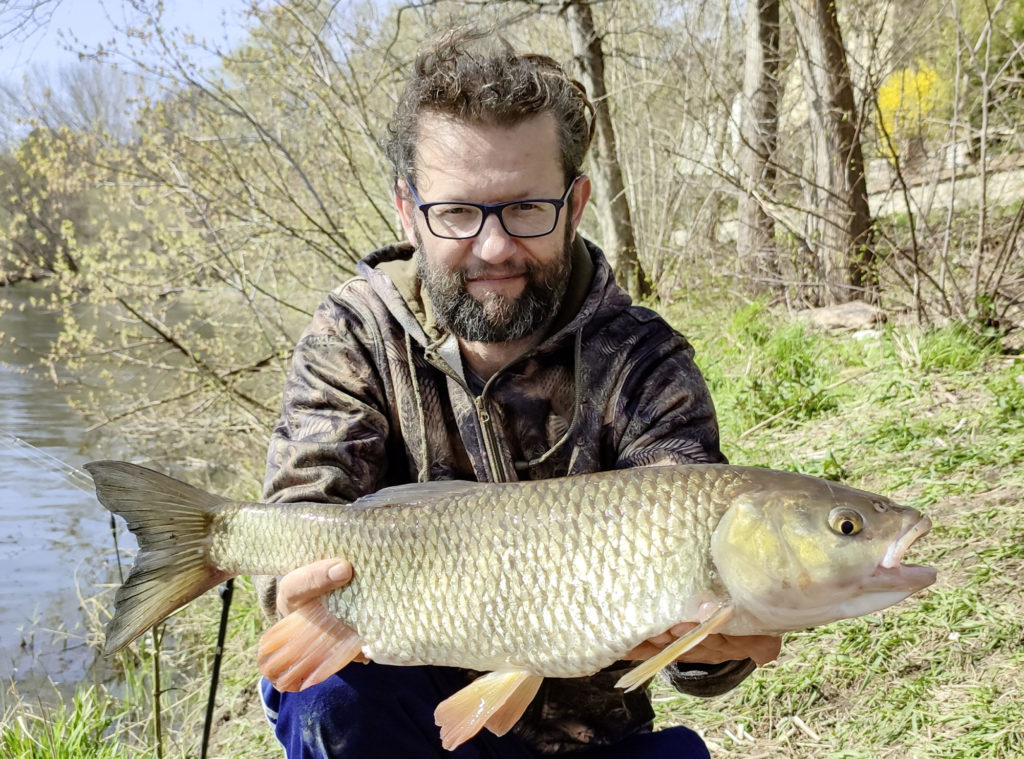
[416,225,573,344]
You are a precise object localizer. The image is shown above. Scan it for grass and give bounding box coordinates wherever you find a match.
[1,579,274,758]
[1,686,120,759]
[652,299,1024,757]
[3,297,1023,757]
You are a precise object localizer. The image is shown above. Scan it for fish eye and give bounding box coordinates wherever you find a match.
[829,507,864,536]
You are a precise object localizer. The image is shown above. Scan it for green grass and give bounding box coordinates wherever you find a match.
[694,301,851,439]
[3,298,1024,757]
[2,686,121,759]
[1,578,274,758]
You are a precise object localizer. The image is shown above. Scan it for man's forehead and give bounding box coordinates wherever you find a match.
[412,112,563,196]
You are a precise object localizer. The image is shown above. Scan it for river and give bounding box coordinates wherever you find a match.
[0,282,126,708]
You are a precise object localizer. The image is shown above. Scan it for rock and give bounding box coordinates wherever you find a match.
[795,300,885,331]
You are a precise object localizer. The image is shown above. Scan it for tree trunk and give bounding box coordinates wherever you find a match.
[737,0,782,293]
[562,0,649,300]
[790,0,875,305]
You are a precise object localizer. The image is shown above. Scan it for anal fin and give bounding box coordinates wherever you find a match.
[615,604,735,692]
[257,599,364,692]
[435,670,543,750]
[484,672,543,737]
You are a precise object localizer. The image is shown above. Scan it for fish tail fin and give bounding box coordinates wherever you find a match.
[85,460,235,654]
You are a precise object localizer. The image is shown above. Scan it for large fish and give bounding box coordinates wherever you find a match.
[85,461,935,750]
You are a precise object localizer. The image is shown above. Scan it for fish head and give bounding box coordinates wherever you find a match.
[709,474,936,633]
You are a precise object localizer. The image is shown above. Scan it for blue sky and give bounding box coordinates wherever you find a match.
[1,0,256,81]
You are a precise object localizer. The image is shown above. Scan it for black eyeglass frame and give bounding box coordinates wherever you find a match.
[404,176,580,240]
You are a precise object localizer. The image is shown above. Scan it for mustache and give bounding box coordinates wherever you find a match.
[460,265,529,281]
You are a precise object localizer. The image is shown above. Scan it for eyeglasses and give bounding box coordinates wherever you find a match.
[405,177,579,240]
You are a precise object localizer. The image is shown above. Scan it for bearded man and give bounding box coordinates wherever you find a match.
[257,27,780,759]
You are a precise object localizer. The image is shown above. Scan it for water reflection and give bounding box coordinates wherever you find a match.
[0,283,125,702]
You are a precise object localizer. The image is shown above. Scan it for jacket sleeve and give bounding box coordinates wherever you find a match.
[611,313,726,469]
[257,290,391,618]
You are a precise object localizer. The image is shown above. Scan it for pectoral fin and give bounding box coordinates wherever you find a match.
[434,670,543,750]
[615,603,735,692]
[258,599,365,692]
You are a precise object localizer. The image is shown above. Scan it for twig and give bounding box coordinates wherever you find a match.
[738,368,875,439]
[153,625,164,759]
[791,714,821,741]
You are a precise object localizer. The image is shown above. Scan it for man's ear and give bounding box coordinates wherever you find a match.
[394,179,418,247]
[569,175,592,232]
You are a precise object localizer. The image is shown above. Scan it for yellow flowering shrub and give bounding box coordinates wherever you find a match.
[876,64,948,160]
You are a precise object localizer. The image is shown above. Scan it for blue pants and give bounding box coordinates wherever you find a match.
[260,663,710,758]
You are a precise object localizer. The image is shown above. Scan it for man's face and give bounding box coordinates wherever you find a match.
[396,112,591,343]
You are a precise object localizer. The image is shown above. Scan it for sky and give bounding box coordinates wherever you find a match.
[0,0,257,82]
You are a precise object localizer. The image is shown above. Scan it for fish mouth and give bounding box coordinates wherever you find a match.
[874,515,937,589]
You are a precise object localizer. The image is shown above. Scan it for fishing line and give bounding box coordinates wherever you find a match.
[1,430,95,492]
[1,429,126,583]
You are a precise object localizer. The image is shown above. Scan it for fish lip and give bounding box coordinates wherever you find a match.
[881,515,932,569]
[872,515,937,589]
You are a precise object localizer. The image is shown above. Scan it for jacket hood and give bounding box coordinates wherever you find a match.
[356,235,631,358]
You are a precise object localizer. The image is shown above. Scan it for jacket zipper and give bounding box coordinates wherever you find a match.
[423,345,511,483]
[474,394,512,483]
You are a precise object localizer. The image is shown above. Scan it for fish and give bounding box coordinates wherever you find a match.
[85,460,936,750]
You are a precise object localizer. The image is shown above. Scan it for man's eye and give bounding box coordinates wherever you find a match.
[437,206,471,217]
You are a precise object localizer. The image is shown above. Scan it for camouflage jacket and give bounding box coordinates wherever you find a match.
[261,236,756,753]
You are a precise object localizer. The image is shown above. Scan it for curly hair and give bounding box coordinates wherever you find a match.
[385,27,595,187]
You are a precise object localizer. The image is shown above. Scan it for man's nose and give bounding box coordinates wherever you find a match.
[473,212,516,264]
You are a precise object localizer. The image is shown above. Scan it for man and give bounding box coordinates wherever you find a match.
[258,28,780,758]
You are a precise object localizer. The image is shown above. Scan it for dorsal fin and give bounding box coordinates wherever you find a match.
[349,479,490,509]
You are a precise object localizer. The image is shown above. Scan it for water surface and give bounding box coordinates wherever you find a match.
[0,284,123,704]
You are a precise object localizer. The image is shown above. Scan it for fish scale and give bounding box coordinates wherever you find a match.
[229,470,672,676]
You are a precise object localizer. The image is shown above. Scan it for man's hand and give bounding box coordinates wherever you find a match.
[275,558,354,617]
[264,558,369,666]
[625,622,781,667]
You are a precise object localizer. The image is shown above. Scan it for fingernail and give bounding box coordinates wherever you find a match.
[328,562,351,582]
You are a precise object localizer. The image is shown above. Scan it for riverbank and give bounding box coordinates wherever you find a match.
[653,300,1024,756]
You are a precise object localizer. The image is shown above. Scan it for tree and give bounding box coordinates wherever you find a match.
[0,0,63,45]
[0,0,411,470]
[0,126,107,280]
[562,0,649,300]
[862,0,1024,327]
[790,0,875,305]
[737,0,782,292]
